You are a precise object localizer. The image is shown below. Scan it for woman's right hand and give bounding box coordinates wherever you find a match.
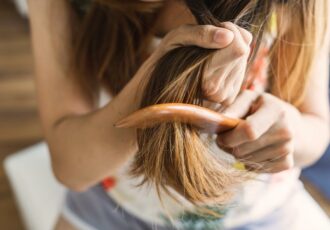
[143,22,253,106]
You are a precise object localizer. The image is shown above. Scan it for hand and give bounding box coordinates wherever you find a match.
[216,90,301,173]
[202,22,252,105]
[141,22,252,106]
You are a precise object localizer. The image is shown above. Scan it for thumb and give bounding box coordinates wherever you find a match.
[221,90,260,119]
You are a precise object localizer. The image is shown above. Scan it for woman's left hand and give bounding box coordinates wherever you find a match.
[216,90,302,173]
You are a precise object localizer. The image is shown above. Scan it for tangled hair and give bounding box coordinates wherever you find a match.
[69,0,329,205]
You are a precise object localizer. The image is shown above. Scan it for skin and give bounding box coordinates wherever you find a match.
[28,0,251,191]
[27,0,329,229]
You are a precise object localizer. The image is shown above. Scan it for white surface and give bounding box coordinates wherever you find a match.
[12,0,28,17]
[4,142,66,230]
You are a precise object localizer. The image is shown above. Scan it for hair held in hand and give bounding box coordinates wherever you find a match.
[131,0,272,205]
[70,0,328,206]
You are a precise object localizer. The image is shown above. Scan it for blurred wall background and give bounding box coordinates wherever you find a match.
[0,0,329,229]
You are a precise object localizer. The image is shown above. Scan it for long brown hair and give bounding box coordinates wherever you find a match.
[69,0,328,205]
[133,0,273,205]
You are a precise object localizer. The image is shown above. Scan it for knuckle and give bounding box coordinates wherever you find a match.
[278,143,292,157]
[279,157,294,171]
[176,24,190,34]
[164,25,189,44]
[221,21,235,28]
[269,167,281,173]
[203,82,228,103]
[225,142,236,148]
[242,122,258,141]
[203,81,218,96]
[271,167,284,173]
[279,127,294,141]
[232,43,250,57]
[223,96,236,106]
[221,87,236,106]
[238,26,253,44]
[221,99,231,107]
[242,90,259,100]
[244,30,253,44]
[217,135,234,148]
[210,93,226,103]
[217,136,229,147]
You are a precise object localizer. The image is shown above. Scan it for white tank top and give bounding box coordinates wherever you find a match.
[98,87,300,229]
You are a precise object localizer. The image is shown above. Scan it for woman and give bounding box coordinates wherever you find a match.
[27,0,330,229]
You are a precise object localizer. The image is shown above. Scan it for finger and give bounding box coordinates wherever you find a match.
[248,154,294,173]
[208,22,251,70]
[216,66,243,105]
[220,61,248,106]
[221,26,252,104]
[203,64,238,103]
[163,25,234,51]
[222,71,246,106]
[220,90,259,118]
[236,26,253,46]
[218,96,283,147]
[202,66,231,101]
[222,22,252,54]
[239,141,293,163]
[233,122,292,157]
[215,141,235,154]
[244,96,284,138]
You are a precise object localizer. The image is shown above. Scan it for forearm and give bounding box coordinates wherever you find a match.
[292,45,330,167]
[294,114,329,167]
[47,68,148,191]
[290,106,330,168]
[28,0,156,189]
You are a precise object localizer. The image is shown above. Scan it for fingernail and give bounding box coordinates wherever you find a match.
[213,29,234,44]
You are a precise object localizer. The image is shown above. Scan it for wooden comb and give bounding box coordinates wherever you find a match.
[114,103,241,133]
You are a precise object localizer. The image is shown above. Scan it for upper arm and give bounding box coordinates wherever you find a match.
[298,9,330,123]
[28,0,96,134]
